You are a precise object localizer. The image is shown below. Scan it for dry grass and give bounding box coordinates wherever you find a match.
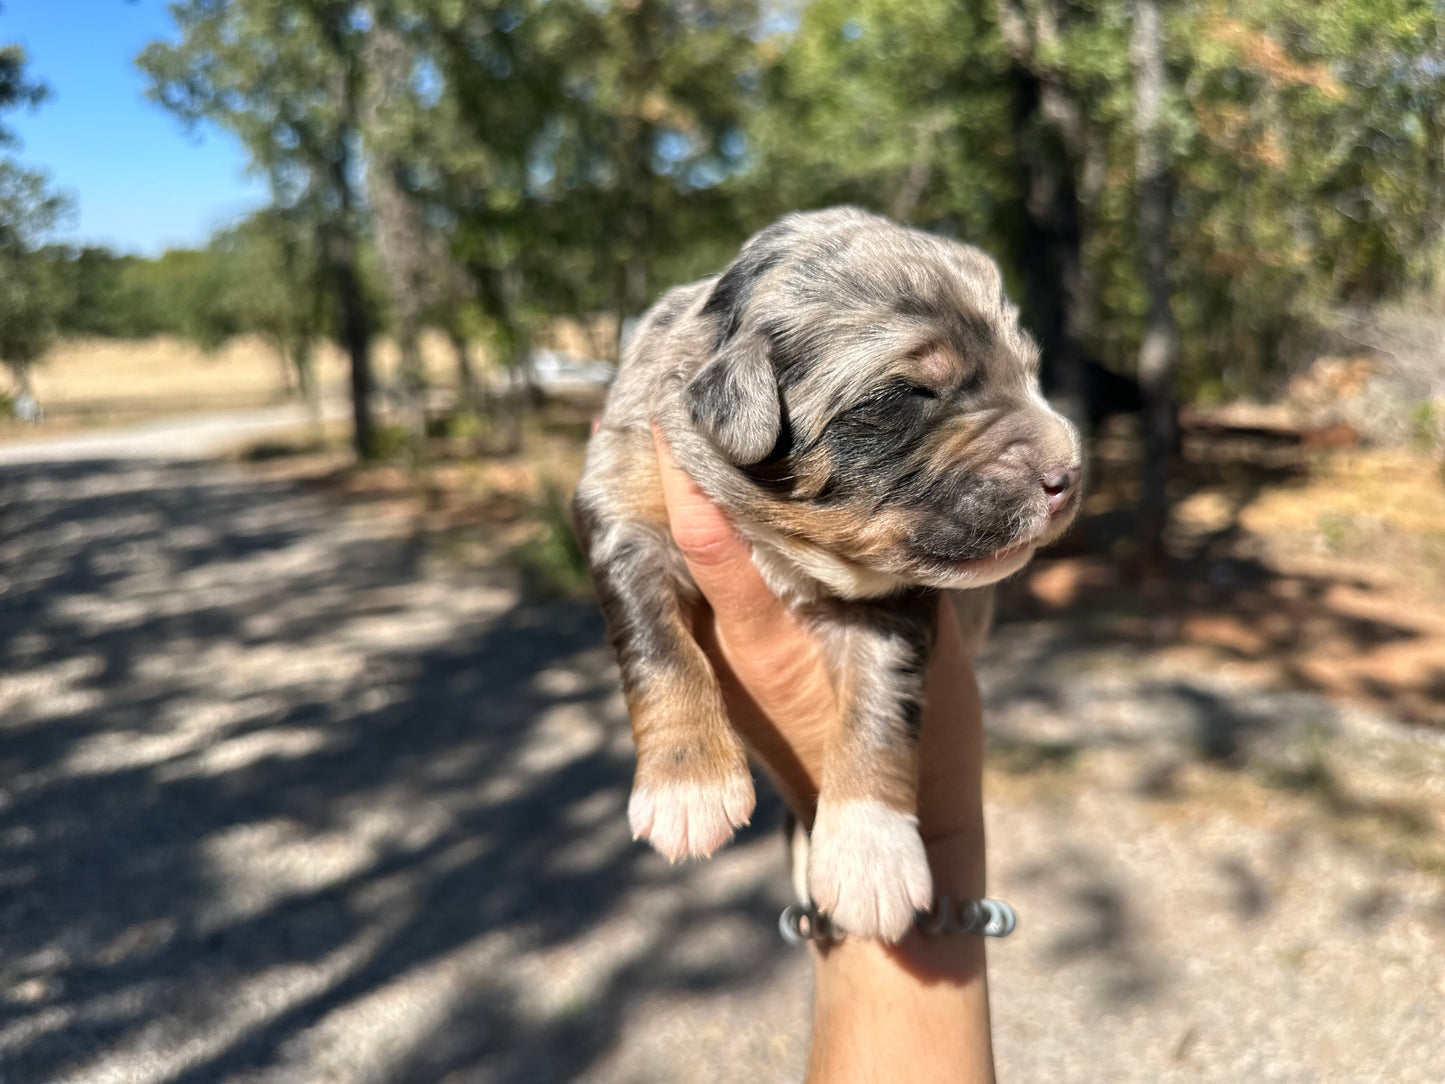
[3,331,490,437]
[1184,448,1445,539]
[32,335,341,411]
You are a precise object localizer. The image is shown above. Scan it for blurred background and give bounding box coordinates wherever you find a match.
[1,1,1443,1081]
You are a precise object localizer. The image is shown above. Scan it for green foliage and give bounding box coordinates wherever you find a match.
[0,41,71,388]
[139,1,361,211]
[0,41,46,146]
[741,0,1013,239]
[413,0,763,341]
[368,422,414,461]
[141,2,433,458]
[741,0,1445,396]
[189,214,328,357]
[511,477,593,599]
[1410,400,1441,452]
[52,248,161,338]
[13,0,1437,424]
[1159,0,1445,392]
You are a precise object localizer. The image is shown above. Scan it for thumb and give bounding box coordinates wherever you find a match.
[653,429,791,640]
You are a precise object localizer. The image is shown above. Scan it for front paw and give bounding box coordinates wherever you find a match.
[628,770,756,862]
[808,799,933,941]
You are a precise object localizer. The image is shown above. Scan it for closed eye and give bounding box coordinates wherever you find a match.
[832,380,934,428]
[901,381,940,400]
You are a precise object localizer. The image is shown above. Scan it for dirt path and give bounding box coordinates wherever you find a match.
[2,453,1442,1082]
[0,402,347,466]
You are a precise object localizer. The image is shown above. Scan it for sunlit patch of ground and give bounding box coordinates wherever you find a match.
[8,418,1443,1082]
[1008,425,1445,730]
[242,397,596,598]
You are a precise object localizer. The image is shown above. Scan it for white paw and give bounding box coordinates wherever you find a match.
[808,799,933,942]
[628,773,756,862]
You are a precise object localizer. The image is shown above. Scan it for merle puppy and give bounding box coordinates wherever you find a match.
[574,207,1081,941]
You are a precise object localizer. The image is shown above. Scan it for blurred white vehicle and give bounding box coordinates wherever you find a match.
[507,349,616,391]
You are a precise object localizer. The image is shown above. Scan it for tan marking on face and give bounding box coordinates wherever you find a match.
[787,443,837,502]
[758,500,916,565]
[922,413,993,472]
[906,344,966,392]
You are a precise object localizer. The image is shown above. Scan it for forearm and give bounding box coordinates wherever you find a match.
[805,813,994,1084]
[665,457,997,1080]
[805,616,995,1083]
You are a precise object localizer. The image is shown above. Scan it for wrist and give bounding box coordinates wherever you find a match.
[922,819,987,899]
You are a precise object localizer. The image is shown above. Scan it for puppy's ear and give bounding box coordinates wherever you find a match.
[685,330,780,465]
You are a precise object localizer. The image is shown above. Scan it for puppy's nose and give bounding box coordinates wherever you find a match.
[1041,464,1078,516]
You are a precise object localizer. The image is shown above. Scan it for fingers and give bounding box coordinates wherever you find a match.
[653,429,792,641]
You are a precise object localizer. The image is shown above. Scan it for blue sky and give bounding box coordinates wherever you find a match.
[2,0,269,255]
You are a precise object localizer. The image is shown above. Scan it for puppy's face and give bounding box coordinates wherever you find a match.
[685,209,1082,593]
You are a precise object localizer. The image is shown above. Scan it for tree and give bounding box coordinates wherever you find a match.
[359,5,473,442]
[1163,0,1445,390]
[126,0,1443,463]
[195,212,330,418]
[0,163,71,404]
[1132,0,1177,570]
[362,13,426,430]
[425,0,760,352]
[141,0,380,458]
[743,0,1124,425]
[0,41,70,411]
[742,0,1012,240]
[991,0,1100,428]
[0,41,46,146]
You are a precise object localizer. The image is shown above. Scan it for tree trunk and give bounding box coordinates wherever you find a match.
[394,323,427,445]
[1010,66,1089,430]
[328,218,376,460]
[890,117,940,223]
[293,336,323,441]
[269,335,298,396]
[361,15,430,450]
[1132,0,1178,572]
[449,324,481,413]
[618,3,657,324]
[6,360,41,421]
[323,31,376,462]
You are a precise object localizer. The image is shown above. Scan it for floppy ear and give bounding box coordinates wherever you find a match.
[685,329,780,465]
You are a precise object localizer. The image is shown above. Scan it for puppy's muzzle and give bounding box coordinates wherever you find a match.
[1042,462,1081,519]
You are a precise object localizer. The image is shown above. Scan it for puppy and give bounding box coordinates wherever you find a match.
[574,207,1081,941]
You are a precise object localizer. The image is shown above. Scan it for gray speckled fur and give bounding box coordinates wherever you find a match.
[574,207,1080,940]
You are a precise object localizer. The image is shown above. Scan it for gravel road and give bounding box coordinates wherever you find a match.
[0,403,347,466]
[2,443,1441,1082]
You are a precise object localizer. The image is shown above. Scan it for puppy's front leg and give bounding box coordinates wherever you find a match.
[809,590,938,941]
[575,507,755,861]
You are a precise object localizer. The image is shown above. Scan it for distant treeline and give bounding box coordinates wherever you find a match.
[43,244,266,342]
[38,227,390,352]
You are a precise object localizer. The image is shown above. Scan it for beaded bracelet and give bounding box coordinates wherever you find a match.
[778,896,1018,946]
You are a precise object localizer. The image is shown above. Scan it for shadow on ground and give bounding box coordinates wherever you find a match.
[996,424,1445,728]
[0,458,794,1083]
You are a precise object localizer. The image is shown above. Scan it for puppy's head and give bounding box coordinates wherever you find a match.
[684,207,1082,595]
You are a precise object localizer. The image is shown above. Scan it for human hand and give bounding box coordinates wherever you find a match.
[655,430,997,1081]
[653,431,987,900]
